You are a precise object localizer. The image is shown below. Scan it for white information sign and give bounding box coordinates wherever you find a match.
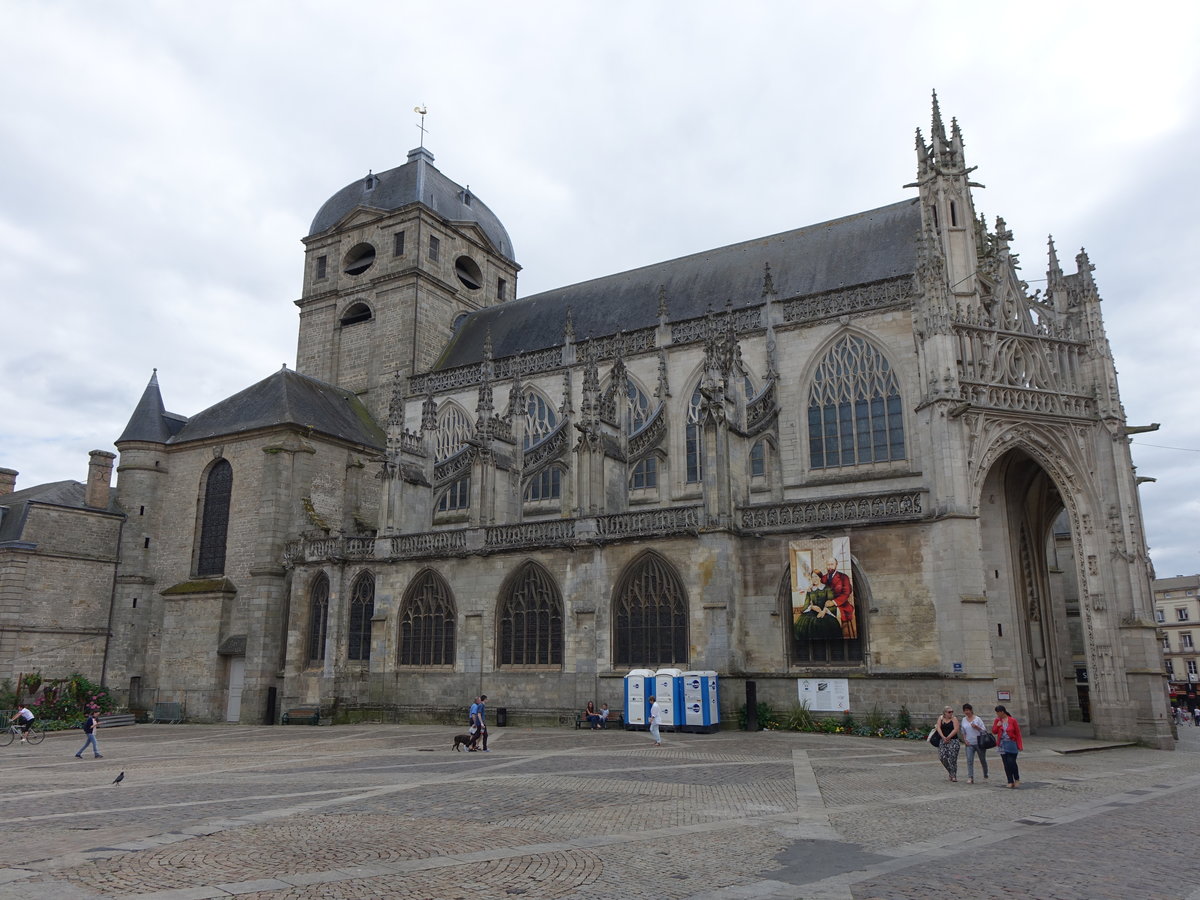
[797,677,850,713]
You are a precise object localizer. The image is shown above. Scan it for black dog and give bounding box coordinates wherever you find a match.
[452,733,476,751]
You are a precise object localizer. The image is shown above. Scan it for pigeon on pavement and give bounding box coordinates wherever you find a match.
[112,771,125,785]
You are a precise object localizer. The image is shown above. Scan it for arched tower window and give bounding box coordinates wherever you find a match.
[497,562,563,667]
[307,573,329,665]
[436,405,473,461]
[524,390,558,448]
[347,571,375,661]
[399,569,456,666]
[196,459,232,577]
[807,335,905,469]
[685,386,704,484]
[613,552,689,667]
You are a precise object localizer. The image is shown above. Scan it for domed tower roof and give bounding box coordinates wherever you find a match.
[307,147,515,262]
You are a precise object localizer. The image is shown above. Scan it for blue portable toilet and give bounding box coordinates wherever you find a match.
[624,669,655,728]
[682,670,719,733]
[653,668,684,732]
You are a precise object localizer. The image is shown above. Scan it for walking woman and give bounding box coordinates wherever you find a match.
[960,703,989,784]
[993,705,1024,788]
[935,706,961,782]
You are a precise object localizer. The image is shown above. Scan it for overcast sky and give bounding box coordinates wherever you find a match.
[3,2,1199,577]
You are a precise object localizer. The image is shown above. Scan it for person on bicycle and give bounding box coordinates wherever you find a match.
[9,703,36,743]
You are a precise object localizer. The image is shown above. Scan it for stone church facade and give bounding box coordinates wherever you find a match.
[3,98,1171,747]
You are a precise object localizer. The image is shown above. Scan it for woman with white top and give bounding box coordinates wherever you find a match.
[960,703,990,784]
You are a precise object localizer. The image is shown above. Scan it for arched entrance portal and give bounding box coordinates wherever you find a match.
[979,449,1087,732]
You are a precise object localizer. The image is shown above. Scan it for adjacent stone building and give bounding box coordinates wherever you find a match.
[2,98,1173,746]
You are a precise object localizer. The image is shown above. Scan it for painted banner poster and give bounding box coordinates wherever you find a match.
[788,536,856,642]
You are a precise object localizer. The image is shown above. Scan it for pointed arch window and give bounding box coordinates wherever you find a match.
[524,390,558,449]
[807,335,905,469]
[524,466,562,502]
[498,562,563,667]
[399,569,456,666]
[307,573,329,665]
[196,459,232,576]
[625,381,653,434]
[614,553,689,667]
[437,477,471,512]
[436,405,473,461]
[685,386,704,483]
[347,571,375,661]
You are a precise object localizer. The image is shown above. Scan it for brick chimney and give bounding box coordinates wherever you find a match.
[85,451,116,509]
[0,468,16,497]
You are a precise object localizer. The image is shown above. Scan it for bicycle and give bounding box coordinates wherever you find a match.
[0,722,46,746]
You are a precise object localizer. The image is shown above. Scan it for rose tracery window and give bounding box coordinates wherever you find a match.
[807,335,905,469]
[497,562,563,667]
[347,571,375,662]
[613,553,688,667]
[399,569,456,667]
[307,573,329,665]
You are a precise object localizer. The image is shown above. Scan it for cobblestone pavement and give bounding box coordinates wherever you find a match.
[1,722,1199,899]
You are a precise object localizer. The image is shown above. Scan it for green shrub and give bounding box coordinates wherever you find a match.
[784,702,817,731]
[28,673,115,723]
[864,704,890,732]
[737,701,779,730]
[896,704,912,731]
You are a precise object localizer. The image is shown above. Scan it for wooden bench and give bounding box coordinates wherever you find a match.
[281,707,321,725]
[97,713,136,728]
[575,710,624,729]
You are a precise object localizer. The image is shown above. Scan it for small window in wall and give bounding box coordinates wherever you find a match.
[455,255,483,291]
[1167,659,1176,676]
[343,242,376,277]
[630,457,657,490]
[393,231,405,257]
[1156,609,1166,623]
[428,235,440,262]
[497,278,507,302]
[316,255,327,279]
[750,440,767,478]
[1184,633,1195,650]
[339,302,373,326]
[524,467,561,502]
[437,477,470,511]
[1179,607,1190,622]
[1190,659,1199,677]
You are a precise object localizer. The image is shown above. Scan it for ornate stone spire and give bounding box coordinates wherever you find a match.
[655,348,670,400]
[656,285,669,320]
[386,370,407,429]
[761,262,776,298]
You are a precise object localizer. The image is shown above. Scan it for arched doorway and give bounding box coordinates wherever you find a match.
[978,448,1086,731]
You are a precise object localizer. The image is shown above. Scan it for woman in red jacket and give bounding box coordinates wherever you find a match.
[992,705,1024,788]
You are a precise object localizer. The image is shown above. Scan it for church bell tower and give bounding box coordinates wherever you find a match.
[295,144,519,423]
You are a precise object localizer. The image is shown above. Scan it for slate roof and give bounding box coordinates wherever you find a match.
[169,368,384,449]
[434,198,921,370]
[0,480,89,543]
[117,372,188,444]
[309,147,515,262]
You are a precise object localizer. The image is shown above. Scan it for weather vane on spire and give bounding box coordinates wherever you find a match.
[414,105,429,149]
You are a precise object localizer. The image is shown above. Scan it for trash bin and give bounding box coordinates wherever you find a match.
[495,707,508,727]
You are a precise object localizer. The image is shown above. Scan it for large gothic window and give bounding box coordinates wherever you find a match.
[524,390,558,449]
[807,335,905,469]
[307,573,329,665]
[196,459,232,576]
[685,386,704,484]
[625,381,653,434]
[497,562,563,667]
[399,569,456,666]
[613,552,689,667]
[347,572,375,661]
[436,405,473,461]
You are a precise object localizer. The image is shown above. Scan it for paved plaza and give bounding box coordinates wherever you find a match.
[2,720,1200,899]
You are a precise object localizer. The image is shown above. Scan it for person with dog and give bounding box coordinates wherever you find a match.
[465,695,489,751]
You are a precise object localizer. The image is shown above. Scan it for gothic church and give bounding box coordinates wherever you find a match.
[0,98,1172,747]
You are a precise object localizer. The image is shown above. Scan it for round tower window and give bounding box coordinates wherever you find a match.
[455,255,483,291]
[343,242,376,276]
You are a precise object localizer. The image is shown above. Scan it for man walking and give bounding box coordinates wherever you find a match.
[649,694,662,746]
[475,694,489,752]
[75,710,103,759]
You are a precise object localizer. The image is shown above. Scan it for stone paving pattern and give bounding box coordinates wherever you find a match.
[2,723,1200,899]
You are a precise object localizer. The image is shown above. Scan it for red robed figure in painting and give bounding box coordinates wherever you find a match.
[821,557,856,639]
